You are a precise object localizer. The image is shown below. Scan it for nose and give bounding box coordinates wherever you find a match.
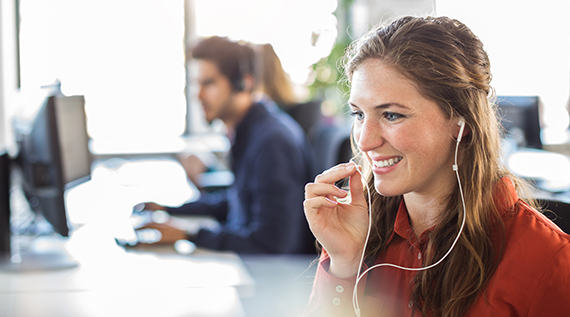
[354,118,384,153]
[197,85,205,102]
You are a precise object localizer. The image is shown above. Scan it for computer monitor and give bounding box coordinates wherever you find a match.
[0,94,91,271]
[496,95,542,149]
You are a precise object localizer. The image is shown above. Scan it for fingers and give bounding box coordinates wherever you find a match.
[134,202,164,212]
[306,163,362,197]
[305,182,347,200]
[304,162,364,212]
[145,202,166,211]
[306,163,356,200]
[348,165,366,205]
[303,195,339,212]
[314,163,360,185]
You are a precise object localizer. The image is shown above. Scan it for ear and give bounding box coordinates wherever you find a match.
[241,74,255,93]
[455,117,471,141]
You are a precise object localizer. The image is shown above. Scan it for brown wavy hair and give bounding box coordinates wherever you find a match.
[341,16,535,316]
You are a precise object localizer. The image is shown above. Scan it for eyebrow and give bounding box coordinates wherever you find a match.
[198,78,216,85]
[348,102,409,110]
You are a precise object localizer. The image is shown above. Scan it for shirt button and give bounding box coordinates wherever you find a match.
[333,297,341,306]
[408,300,413,309]
[335,285,344,293]
[418,252,422,260]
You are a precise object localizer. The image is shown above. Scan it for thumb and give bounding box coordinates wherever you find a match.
[348,164,367,206]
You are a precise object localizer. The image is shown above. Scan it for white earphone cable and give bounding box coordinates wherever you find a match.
[350,121,466,317]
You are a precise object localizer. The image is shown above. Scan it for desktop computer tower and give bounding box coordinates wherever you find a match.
[0,152,10,254]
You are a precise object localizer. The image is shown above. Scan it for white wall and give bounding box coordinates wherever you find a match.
[351,0,436,37]
[437,0,570,144]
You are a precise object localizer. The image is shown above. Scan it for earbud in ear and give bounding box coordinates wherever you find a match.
[456,118,466,143]
[234,79,246,92]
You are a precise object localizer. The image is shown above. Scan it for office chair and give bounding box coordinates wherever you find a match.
[311,120,353,174]
[496,96,542,149]
[283,100,323,141]
[537,199,570,234]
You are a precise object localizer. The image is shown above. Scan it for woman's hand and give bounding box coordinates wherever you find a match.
[304,162,369,278]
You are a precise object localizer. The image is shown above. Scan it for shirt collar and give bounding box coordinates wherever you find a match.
[388,177,519,246]
[390,199,424,247]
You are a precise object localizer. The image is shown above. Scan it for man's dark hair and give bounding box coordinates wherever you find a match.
[191,36,256,91]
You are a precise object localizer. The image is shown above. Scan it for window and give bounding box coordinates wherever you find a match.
[18,0,187,141]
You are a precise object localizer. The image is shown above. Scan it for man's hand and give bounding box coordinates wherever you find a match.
[137,221,188,244]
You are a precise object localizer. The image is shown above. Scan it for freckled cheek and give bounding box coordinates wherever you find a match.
[404,134,454,166]
[383,130,413,152]
[352,126,364,150]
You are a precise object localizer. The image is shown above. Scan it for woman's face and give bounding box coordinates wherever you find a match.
[349,59,461,198]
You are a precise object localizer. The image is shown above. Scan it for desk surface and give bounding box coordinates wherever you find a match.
[0,233,319,317]
[0,233,254,317]
[0,286,245,317]
[89,134,231,157]
[1,157,318,316]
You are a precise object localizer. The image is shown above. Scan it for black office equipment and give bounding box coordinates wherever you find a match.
[538,199,570,234]
[496,95,542,149]
[0,94,91,271]
[312,120,353,174]
[0,152,10,255]
[284,99,323,140]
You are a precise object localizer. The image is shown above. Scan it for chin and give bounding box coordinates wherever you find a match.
[374,181,403,197]
[204,115,215,124]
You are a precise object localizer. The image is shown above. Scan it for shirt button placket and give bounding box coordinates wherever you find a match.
[332,285,344,306]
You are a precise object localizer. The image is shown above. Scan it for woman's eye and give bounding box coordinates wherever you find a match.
[384,112,404,122]
[350,111,364,121]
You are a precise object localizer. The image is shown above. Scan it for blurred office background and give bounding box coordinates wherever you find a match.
[2,0,569,151]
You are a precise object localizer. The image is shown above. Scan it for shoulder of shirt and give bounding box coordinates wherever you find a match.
[508,199,570,250]
[250,109,305,146]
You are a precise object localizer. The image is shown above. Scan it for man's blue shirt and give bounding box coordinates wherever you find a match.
[168,101,317,253]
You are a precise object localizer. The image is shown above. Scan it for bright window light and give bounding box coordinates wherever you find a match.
[193,0,338,85]
[18,0,187,140]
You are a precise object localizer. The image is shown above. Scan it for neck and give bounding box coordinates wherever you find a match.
[403,178,456,237]
[222,93,253,132]
[404,194,444,237]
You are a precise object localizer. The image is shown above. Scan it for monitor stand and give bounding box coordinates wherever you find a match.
[0,235,78,272]
[0,251,78,272]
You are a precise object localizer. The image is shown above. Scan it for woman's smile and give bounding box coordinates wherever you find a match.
[371,156,402,168]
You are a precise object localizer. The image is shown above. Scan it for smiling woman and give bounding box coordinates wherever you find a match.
[302,16,570,317]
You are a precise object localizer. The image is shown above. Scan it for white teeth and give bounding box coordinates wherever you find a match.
[373,157,401,168]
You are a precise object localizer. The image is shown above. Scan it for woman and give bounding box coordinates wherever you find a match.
[303,16,570,317]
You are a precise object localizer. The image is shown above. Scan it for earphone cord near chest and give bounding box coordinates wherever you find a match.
[350,121,467,317]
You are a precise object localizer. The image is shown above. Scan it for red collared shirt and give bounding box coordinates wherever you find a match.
[304,178,570,316]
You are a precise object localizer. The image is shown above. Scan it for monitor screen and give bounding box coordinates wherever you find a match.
[53,95,92,187]
[496,95,542,149]
[1,94,90,271]
[13,94,91,236]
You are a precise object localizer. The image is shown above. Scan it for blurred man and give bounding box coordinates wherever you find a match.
[138,37,317,254]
